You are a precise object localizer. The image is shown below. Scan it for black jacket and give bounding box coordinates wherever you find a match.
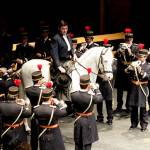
[14,43,34,61]
[50,33,73,67]
[25,85,41,106]
[71,89,102,145]
[35,37,51,58]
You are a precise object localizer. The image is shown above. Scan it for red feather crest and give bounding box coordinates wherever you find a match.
[37,64,42,71]
[87,67,92,75]
[103,38,109,45]
[138,43,144,50]
[46,81,53,88]
[14,79,21,87]
[125,28,132,33]
[84,25,91,31]
[68,32,74,38]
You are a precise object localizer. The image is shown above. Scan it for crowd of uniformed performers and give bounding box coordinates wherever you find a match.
[1,19,150,150]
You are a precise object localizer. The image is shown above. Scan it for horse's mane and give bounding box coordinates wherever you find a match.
[78,47,102,64]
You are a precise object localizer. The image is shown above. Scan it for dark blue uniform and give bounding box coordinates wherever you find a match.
[71,89,103,150]
[114,43,138,111]
[126,61,150,130]
[25,84,42,150]
[0,100,31,149]
[34,101,67,150]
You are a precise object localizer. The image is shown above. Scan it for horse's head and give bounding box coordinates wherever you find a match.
[98,46,114,80]
[70,47,113,92]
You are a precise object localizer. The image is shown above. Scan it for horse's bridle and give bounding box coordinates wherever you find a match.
[99,47,113,74]
[74,47,112,77]
[73,47,113,91]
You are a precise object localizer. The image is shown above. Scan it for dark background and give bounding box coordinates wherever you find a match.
[0,0,150,46]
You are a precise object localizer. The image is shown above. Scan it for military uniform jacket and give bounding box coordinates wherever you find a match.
[79,42,99,53]
[115,43,138,90]
[0,75,13,95]
[25,85,41,106]
[50,33,73,67]
[0,100,31,148]
[14,43,34,61]
[127,61,150,107]
[71,89,103,145]
[34,103,67,150]
[35,37,51,58]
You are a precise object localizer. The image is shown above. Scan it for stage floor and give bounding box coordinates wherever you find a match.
[60,89,150,150]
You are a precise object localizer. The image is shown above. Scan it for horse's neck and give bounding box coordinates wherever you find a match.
[77,48,100,76]
[70,49,101,93]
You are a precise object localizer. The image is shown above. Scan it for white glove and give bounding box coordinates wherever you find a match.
[58,66,66,73]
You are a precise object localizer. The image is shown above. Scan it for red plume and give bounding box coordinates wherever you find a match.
[87,67,92,75]
[14,79,21,87]
[68,32,74,38]
[46,81,53,88]
[138,43,144,50]
[37,64,42,71]
[103,38,109,45]
[84,25,91,31]
[124,28,132,33]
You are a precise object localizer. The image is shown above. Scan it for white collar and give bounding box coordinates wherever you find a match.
[44,36,49,41]
[42,102,50,105]
[87,41,93,46]
[79,89,88,92]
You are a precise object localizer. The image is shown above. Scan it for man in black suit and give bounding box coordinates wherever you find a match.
[50,20,74,74]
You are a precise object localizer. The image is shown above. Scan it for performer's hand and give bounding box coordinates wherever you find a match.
[36,53,42,58]
[0,67,7,74]
[51,98,59,105]
[127,48,132,55]
[16,58,23,64]
[58,66,66,73]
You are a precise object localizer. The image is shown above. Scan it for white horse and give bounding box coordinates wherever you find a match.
[20,46,113,99]
[70,46,113,93]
